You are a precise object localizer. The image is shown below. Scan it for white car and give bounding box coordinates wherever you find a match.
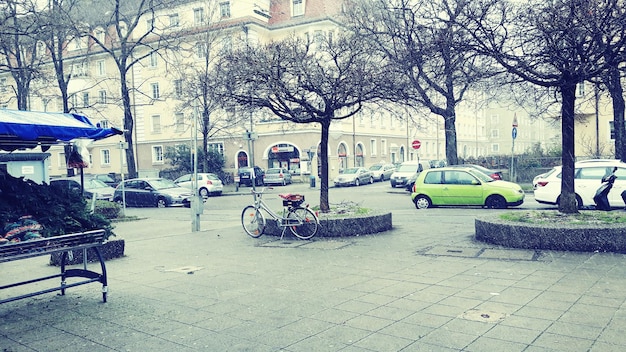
[533,159,626,208]
[174,173,223,197]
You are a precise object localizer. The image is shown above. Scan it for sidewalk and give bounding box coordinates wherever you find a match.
[1,203,626,351]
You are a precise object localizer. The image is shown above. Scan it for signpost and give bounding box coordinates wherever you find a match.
[412,140,421,150]
[511,114,518,182]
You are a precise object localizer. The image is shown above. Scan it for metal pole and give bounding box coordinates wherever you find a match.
[191,106,201,232]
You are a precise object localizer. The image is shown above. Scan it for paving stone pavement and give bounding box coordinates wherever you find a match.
[2,195,626,351]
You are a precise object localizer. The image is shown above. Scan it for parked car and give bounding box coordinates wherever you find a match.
[50,177,116,201]
[411,167,525,209]
[334,167,373,187]
[92,173,120,188]
[263,168,292,186]
[238,166,265,187]
[113,178,192,208]
[368,163,396,182]
[451,164,504,180]
[533,159,626,208]
[174,173,223,197]
[390,160,431,189]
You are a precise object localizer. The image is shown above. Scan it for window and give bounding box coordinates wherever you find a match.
[174,79,183,97]
[491,144,499,153]
[491,114,499,124]
[221,36,232,53]
[82,92,89,107]
[314,30,323,45]
[208,142,224,155]
[169,13,179,27]
[194,8,204,25]
[101,149,110,165]
[381,139,387,155]
[151,83,160,99]
[58,152,65,168]
[491,129,499,138]
[370,139,377,156]
[149,52,158,67]
[99,120,109,129]
[220,2,231,18]
[95,29,105,43]
[0,78,6,93]
[292,0,304,16]
[424,171,442,184]
[152,145,164,163]
[175,113,185,132]
[70,94,77,107]
[151,115,161,133]
[610,121,615,139]
[98,90,107,104]
[97,60,106,76]
[72,62,88,77]
[577,82,585,97]
[195,42,207,58]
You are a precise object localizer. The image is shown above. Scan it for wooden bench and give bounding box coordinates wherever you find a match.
[0,229,108,304]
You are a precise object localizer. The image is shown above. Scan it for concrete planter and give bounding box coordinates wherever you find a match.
[475,214,626,253]
[49,238,125,266]
[264,212,392,238]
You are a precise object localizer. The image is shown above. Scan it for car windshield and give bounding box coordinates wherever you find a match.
[85,179,109,189]
[266,169,280,174]
[342,168,361,174]
[369,165,382,170]
[398,164,419,172]
[149,179,178,190]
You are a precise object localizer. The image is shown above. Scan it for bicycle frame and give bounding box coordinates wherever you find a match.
[249,189,317,239]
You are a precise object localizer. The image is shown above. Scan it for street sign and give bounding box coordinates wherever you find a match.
[512,127,518,139]
[412,140,421,150]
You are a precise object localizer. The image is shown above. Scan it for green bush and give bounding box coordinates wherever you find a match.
[94,200,121,219]
[0,175,115,240]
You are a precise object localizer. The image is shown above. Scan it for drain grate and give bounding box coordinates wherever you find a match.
[418,246,541,261]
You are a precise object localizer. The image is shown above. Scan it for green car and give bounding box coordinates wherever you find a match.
[410,167,525,209]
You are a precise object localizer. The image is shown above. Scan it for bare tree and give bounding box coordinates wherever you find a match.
[216,33,395,212]
[166,1,247,173]
[345,0,498,166]
[0,0,42,110]
[79,0,183,178]
[464,0,626,213]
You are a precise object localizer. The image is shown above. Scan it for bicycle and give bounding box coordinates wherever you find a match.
[241,187,319,240]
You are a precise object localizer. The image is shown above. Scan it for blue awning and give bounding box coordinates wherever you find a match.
[0,109,122,151]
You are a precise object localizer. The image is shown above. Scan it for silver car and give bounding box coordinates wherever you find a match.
[368,163,396,182]
[334,167,374,187]
[174,173,223,197]
[263,168,293,186]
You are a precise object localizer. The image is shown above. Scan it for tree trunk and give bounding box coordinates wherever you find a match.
[444,111,458,165]
[319,119,331,212]
[201,106,210,173]
[120,71,137,178]
[607,68,625,161]
[558,83,578,214]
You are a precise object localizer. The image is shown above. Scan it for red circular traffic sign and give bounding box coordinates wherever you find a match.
[412,140,421,150]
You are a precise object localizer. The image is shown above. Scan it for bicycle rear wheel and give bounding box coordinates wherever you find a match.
[241,206,266,238]
[288,207,318,239]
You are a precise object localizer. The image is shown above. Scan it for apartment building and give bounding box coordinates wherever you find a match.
[0,0,603,183]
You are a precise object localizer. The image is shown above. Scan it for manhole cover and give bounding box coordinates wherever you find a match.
[460,309,507,323]
[479,248,536,261]
[164,266,203,274]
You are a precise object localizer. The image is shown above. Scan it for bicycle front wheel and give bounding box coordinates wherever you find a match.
[288,207,319,240]
[241,206,266,238]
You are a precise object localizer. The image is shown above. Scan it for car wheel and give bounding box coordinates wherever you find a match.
[355,179,360,186]
[485,195,507,209]
[380,175,385,182]
[114,198,124,207]
[156,198,167,208]
[282,179,286,186]
[199,188,209,198]
[414,195,432,209]
[369,176,374,184]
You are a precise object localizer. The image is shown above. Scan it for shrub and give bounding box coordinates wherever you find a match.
[0,175,115,240]
[94,200,121,219]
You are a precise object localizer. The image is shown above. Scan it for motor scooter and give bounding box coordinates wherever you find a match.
[593,167,617,211]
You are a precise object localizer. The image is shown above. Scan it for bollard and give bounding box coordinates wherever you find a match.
[309,175,316,188]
